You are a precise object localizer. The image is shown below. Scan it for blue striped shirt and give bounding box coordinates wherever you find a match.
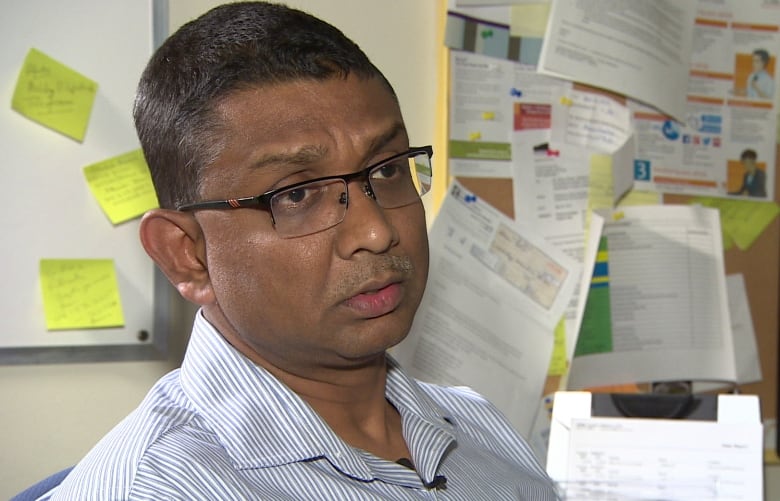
[46,312,559,500]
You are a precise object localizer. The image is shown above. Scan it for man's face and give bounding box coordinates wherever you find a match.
[192,75,429,375]
[743,156,758,173]
[752,54,766,72]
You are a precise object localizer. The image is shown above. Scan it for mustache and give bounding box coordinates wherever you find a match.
[336,255,415,295]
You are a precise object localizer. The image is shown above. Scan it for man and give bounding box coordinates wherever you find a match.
[747,48,774,99]
[731,148,767,198]
[46,2,558,499]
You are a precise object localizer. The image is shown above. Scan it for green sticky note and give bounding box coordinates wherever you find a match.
[11,48,98,142]
[84,149,159,224]
[693,197,780,251]
[39,259,125,330]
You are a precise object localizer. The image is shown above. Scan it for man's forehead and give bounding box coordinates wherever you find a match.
[220,74,394,104]
[202,76,408,180]
[214,77,398,132]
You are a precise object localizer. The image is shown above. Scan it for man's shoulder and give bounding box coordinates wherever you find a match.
[50,370,216,499]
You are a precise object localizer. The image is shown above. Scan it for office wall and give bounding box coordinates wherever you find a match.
[0,1,438,497]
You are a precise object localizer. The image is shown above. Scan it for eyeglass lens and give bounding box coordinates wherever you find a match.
[269,150,432,238]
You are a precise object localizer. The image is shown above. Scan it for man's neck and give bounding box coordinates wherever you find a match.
[205,308,411,461]
[272,357,411,462]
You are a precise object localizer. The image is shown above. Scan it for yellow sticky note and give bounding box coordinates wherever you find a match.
[510,3,551,37]
[11,48,98,142]
[587,152,614,212]
[84,149,159,224]
[39,259,125,330]
[617,190,661,207]
[547,318,568,376]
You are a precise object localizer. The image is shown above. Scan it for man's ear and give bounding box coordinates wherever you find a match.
[139,209,215,305]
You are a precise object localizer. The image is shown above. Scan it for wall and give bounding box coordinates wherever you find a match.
[0,0,438,497]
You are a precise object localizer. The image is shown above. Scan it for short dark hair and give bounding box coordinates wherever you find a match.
[740,148,757,161]
[753,49,770,66]
[134,1,395,209]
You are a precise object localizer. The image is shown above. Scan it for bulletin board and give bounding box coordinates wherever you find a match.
[0,0,173,364]
[456,144,780,456]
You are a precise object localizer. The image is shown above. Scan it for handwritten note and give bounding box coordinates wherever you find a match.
[551,87,631,155]
[11,48,98,142]
[39,259,125,330]
[83,149,159,224]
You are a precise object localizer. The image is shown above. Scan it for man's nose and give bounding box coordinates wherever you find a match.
[334,180,398,257]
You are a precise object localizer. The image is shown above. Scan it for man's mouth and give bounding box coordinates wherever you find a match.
[343,282,403,318]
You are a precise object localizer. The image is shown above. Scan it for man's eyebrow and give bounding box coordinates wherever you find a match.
[250,145,328,171]
[248,122,407,171]
[365,122,408,159]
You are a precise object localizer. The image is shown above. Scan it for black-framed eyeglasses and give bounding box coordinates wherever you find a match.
[177,146,433,238]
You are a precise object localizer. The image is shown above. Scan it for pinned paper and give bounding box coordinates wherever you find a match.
[39,259,125,330]
[83,149,159,224]
[11,48,98,142]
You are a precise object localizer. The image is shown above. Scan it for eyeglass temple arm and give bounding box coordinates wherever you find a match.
[177,196,265,211]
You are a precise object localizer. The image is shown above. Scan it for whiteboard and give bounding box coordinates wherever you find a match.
[0,0,172,363]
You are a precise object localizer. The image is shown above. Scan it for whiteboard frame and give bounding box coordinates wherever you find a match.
[0,0,173,365]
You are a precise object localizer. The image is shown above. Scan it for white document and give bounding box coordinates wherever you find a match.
[567,205,737,389]
[449,51,515,163]
[547,392,763,501]
[392,180,580,434]
[695,273,762,392]
[513,141,590,353]
[631,1,779,199]
[513,141,590,246]
[725,274,761,385]
[538,0,696,120]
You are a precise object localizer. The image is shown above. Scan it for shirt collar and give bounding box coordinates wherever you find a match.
[180,311,455,484]
[384,355,457,482]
